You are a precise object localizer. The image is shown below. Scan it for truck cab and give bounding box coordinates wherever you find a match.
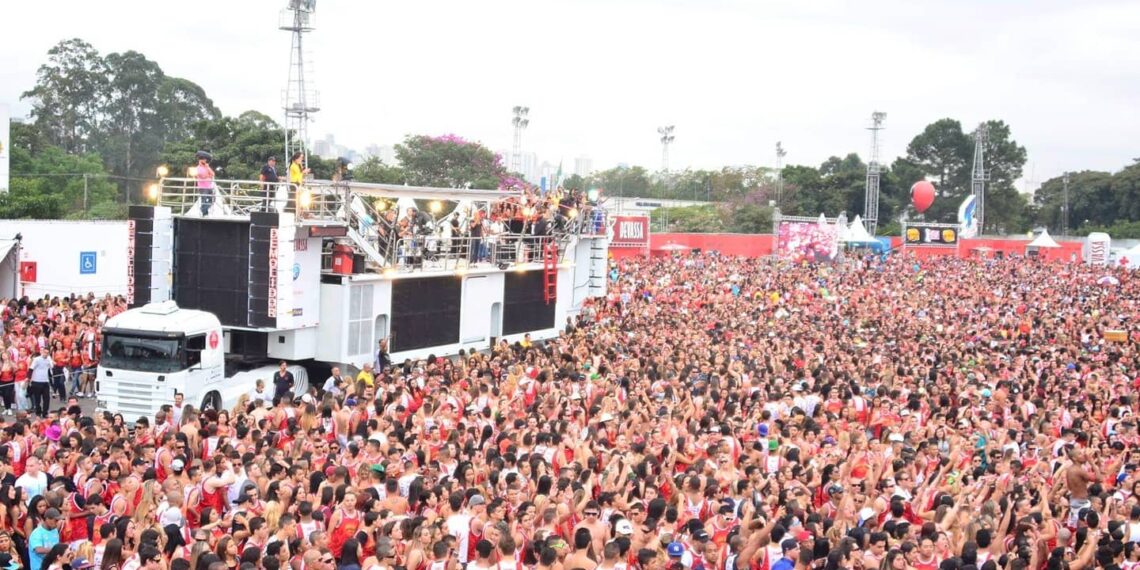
[97,301,225,419]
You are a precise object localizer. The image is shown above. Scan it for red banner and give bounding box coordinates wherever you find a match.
[19,262,36,284]
[609,216,650,247]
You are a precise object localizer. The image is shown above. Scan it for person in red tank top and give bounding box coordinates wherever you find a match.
[197,458,237,521]
[328,492,361,558]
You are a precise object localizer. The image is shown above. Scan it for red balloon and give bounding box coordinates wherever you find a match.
[911,180,935,213]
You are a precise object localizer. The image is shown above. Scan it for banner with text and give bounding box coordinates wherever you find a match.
[608,215,650,248]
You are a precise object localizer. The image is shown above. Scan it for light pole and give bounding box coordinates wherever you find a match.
[511,106,530,174]
[658,126,675,172]
[775,142,786,207]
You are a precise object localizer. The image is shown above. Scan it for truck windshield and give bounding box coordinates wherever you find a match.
[101,334,185,373]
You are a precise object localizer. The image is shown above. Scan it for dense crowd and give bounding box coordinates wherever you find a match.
[0,252,1139,570]
[0,295,119,415]
[372,187,593,267]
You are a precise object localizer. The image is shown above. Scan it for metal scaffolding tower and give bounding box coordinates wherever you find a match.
[658,126,675,172]
[280,0,320,166]
[971,123,989,234]
[864,111,886,234]
[511,106,529,173]
[775,141,786,207]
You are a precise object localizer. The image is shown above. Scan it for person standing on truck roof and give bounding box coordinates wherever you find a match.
[272,361,294,403]
[28,348,52,417]
[287,152,309,214]
[259,156,279,212]
[194,151,215,217]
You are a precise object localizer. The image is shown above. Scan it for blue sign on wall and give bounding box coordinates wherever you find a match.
[79,252,97,275]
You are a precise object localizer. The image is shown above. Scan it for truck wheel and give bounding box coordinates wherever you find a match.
[201,391,222,412]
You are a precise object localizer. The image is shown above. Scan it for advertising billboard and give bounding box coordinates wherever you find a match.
[905,225,959,246]
[608,215,649,247]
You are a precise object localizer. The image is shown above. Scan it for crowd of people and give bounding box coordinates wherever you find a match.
[1,251,1139,570]
[370,187,596,268]
[0,295,118,415]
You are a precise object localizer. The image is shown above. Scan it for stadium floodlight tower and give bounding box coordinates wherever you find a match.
[511,106,530,173]
[658,126,675,172]
[281,0,320,166]
[864,111,886,235]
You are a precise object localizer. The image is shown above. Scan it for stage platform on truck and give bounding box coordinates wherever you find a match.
[127,177,611,367]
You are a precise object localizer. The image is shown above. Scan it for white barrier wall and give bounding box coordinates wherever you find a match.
[0,220,129,298]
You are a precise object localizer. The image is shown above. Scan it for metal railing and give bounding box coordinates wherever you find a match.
[387,235,566,272]
[157,177,601,274]
[157,177,304,217]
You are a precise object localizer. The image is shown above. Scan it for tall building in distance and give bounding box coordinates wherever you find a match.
[312,134,363,164]
[574,156,593,177]
[311,134,336,159]
[363,144,397,165]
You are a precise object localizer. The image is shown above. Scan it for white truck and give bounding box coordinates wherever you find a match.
[96,301,309,419]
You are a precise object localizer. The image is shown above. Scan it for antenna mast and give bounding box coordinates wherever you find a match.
[971,123,989,234]
[281,0,320,165]
[864,111,886,234]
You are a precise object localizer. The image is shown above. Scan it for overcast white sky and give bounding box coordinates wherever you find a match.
[2,0,1138,188]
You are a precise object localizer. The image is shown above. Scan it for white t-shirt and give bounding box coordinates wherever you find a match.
[159,504,184,528]
[445,513,472,564]
[16,472,48,503]
[229,474,250,506]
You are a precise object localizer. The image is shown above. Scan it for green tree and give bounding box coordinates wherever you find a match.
[353,156,406,184]
[727,203,774,233]
[22,40,220,202]
[818,153,866,217]
[654,205,725,232]
[160,112,284,181]
[778,164,824,216]
[899,118,1028,231]
[561,174,587,191]
[653,203,773,233]
[973,120,1029,233]
[21,38,109,154]
[584,166,653,201]
[157,77,221,142]
[394,134,506,189]
[903,118,971,221]
[1109,160,1140,224]
[5,123,119,218]
[99,51,166,190]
